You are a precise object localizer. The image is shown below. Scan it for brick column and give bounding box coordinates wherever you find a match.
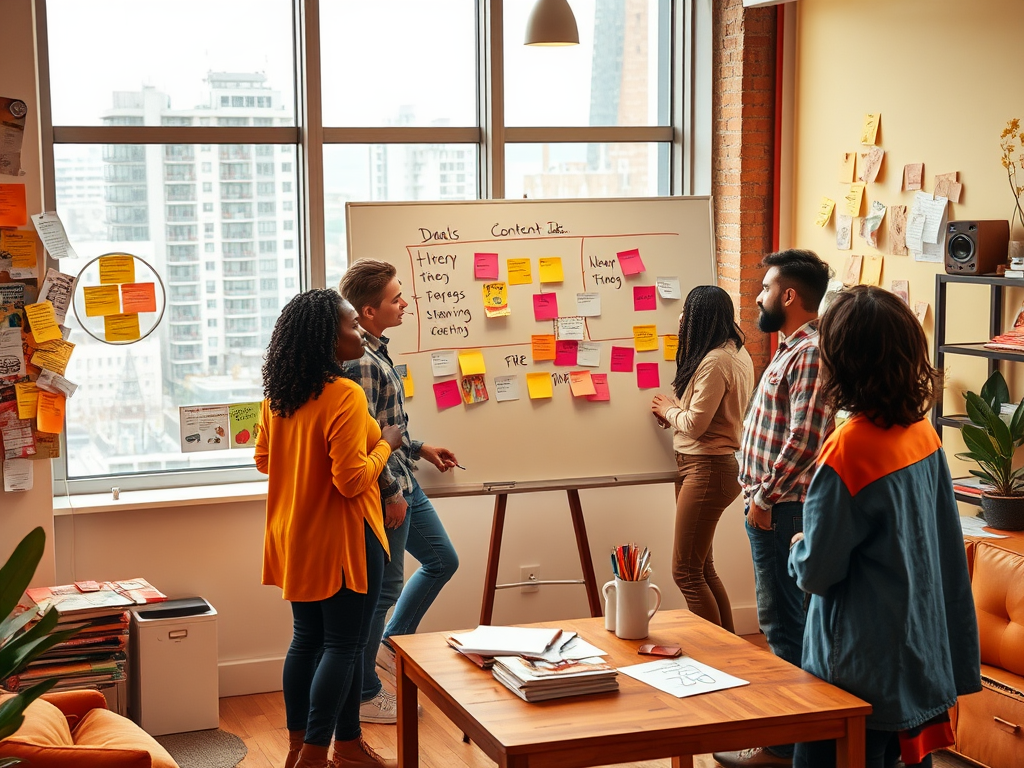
[712,0,778,374]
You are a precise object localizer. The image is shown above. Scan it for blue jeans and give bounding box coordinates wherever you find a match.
[361,479,459,701]
[283,522,384,746]
[745,500,806,758]
[795,729,932,768]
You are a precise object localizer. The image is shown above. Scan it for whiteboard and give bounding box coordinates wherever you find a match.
[346,197,715,495]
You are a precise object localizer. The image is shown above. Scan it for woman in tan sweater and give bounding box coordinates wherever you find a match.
[256,289,402,768]
[651,286,754,631]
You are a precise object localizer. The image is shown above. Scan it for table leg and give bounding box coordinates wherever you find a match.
[671,756,695,768]
[396,653,418,768]
[836,715,866,768]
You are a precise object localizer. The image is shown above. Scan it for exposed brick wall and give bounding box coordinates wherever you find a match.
[712,0,778,375]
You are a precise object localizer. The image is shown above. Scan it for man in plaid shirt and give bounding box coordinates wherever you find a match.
[715,249,833,768]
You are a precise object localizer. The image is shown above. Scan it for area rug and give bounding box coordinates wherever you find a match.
[155,728,248,768]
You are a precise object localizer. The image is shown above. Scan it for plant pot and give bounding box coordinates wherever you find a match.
[979,492,1024,531]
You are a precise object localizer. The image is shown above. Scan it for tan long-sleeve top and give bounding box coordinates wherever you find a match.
[664,342,755,456]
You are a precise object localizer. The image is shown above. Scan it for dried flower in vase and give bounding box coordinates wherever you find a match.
[1000,118,1024,231]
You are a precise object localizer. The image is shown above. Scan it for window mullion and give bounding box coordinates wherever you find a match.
[297,0,325,289]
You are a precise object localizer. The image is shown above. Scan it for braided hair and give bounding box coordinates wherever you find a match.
[262,289,345,418]
[672,286,744,399]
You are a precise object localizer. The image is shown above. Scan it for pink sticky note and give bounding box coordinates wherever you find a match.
[587,373,610,401]
[633,285,657,311]
[533,293,559,321]
[617,248,646,275]
[610,346,634,372]
[432,380,463,410]
[554,340,578,366]
[474,253,499,280]
[637,362,660,389]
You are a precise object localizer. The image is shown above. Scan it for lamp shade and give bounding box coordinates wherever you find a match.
[524,0,579,46]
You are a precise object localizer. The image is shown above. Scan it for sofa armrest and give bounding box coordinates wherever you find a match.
[41,689,108,729]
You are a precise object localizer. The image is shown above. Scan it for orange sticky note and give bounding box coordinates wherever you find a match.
[1,230,37,268]
[83,285,121,317]
[121,282,157,313]
[36,390,66,434]
[98,254,136,284]
[23,301,62,343]
[0,184,28,227]
[568,370,597,397]
[507,259,532,285]
[15,382,39,420]
[531,334,556,362]
[104,313,141,342]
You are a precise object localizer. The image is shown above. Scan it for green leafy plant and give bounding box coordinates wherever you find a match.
[956,370,1024,496]
[0,527,80,766]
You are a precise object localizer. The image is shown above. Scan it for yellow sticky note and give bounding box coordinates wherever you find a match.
[815,197,835,228]
[844,183,865,217]
[507,259,532,285]
[840,152,856,183]
[104,313,141,342]
[568,370,597,397]
[24,301,62,343]
[2,231,37,267]
[99,254,136,284]
[458,349,486,376]
[663,335,679,361]
[526,372,553,399]
[633,325,658,352]
[83,285,121,317]
[30,339,75,376]
[15,382,39,420]
[36,390,66,434]
[861,255,883,287]
[538,257,564,283]
[402,369,414,398]
[482,282,510,317]
[531,334,556,362]
[860,113,880,145]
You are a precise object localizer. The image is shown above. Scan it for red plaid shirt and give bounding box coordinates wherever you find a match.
[739,321,833,510]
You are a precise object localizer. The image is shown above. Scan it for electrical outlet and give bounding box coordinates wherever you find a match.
[520,565,540,593]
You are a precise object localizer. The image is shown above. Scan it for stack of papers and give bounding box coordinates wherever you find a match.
[491,656,618,702]
[448,625,564,658]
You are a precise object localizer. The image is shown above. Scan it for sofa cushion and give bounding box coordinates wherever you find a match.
[973,543,1024,677]
[74,707,178,768]
[0,693,73,747]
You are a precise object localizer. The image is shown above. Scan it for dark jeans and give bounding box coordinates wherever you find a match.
[745,500,806,758]
[795,730,933,768]
[283,522,384,746]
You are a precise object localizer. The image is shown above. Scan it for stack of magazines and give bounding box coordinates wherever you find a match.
[491,655,618,702]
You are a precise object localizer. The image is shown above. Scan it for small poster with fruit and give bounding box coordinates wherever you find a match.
[229,402,260,449]
[179,404,229,452]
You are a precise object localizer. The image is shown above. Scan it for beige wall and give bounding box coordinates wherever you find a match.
[788,0,1024,475]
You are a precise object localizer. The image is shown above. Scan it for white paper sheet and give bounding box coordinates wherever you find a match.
[656,277,681,300]
[30,212,78,260]
[576,292,601,317]
[429,350,458,377]
[619,656,749,698]
[494,375,520,402]
[959,515,1008,539]
[577,341,602,367]
[3,458,33,492]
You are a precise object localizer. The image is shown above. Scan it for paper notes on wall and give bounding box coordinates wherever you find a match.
[844,183,866,216]
[889,205,908,255]
[663,335,679,361]
[531,334,556,362]
[179,402,262,452]
[104,314,141,342]
[656,277,681,299]
[433,380,462,410]
[568,370,596,397]
[836,214,853,250]
[843,255,863,288]
[860,113,880,145]
[860,200,887,248]
[430,350,458,377]
[533,293,558,320]
[857,147,884,184]
[610,346,635,372]
[494,375,519,402]
[395,364,414,398]
[840,152,856,183]
[890,279,909,304]
[526,372,553,399]
[577,341,601,367]
[0,184,28,227]
[538,257,563,283]
[38,269,76,323]
[83,285,121,317]
[461,374,489,404]
[576,292,601,316]
[617,248,646,275]
[30,212,78,260]
[815,197,835,227]
[633,285,657,311]
[458,349,486,376]
[99,254,135,284]
[554,340,578,366]
[23,301,61,343]
[482,282,509,317]
[30,339,74,376]
[587,373,610,401]
[636,363,660,389]
[507,258,532,285]
[121,282,157,314]
[35,391,65,434]
[913,301,929,324]
[555,316,585,341]
[1,230,37,279]
[861,255,883,287]
[934,172,962,203]
[474,252,499,280]
[633,325,658,352]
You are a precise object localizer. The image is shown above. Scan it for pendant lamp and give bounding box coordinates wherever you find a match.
[524,0,579,46]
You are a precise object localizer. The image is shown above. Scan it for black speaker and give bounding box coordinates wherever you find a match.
[944,220,1009,275]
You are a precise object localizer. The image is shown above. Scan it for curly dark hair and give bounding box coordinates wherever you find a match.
[818,285,943,428]
[262,289,346,418]
[761,248,833,311]
[672,285,744,398]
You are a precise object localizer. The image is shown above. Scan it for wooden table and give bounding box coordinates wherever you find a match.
[391,610,871,768]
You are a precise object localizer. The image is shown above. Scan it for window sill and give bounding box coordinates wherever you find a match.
[53,480,269,516]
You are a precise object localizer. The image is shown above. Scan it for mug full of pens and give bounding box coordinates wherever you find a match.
[603,544,662,640]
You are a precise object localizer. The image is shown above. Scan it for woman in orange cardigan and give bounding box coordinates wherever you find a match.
[256,289,402,768]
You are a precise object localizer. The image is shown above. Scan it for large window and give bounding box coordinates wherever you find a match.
[42,0,684,494]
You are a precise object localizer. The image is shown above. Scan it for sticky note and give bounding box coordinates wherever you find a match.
[24,301,62,343]
[36,390,66,434]
[903,163,924,191]
[30,339,75,376]
[843,255,863,288]
[840,152,856,183]
[458,349,486,376]
[494,375,519,402]
[526,372,553,399]
[402,369,414,398]
[432,380,462,410]
[474,252,499,280]
[98,254,136,284]
[633,285,657,311]
[2,231,37,267]
[482,282,509,317]
[533,293,559,321]
[555,316,585,341]
[460,374,489,404]
[637,362,661,389]
[861,255,883,287]
[568,371,596,397]
[815,197,835,227]
[617,248,645,275]
[15,382,39,420]
[844,183,865,217]
[0,184,28,227]
[664,335,679,361]
[587,373,611,402]
[610,346,635,372]
[633,325,658,352]
[554,340,578,367]
[121,282,157,313]
[656,277,681,299]
[860,113,880,145]
[507,258,532,285]
[83,285,121,317]
[430,350,458,377]
[104,313,141,342]
[577,341,601,367]
[539,257,564,283]
[531,334,556,361]
[576,292,601,316]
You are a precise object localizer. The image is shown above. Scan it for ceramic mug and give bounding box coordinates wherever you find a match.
[602,577,662,639]
[601,580,617,631]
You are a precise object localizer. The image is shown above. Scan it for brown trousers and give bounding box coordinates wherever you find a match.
[672,453,740,632]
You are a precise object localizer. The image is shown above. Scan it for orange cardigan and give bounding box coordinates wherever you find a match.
[256,378,391,601]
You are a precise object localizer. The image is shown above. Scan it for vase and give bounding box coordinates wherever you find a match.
[979,492,1024,531]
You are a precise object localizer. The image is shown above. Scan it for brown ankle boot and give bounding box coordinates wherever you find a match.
[330,736,397,768]
[284,730,305,768]
[294,743,331,768]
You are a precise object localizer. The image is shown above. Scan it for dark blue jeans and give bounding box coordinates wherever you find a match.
[795,729,933,768]
[745,500,806,758]
[283,522,384,746]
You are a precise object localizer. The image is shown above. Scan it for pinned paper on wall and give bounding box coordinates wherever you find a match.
[38,268,77,323]
[555,316,585,341]
[228,402,261,448]
[617,248,646,275]
[861,255,883,287]
[569,370,597,397]
[482,282,509,317]
[554,340,578,366]
[903,163,923,191]
[36,390,65,434]
[576,292,601,316]
[24,301,61,343]
[538,257,564,283]
[3,458,33,492]
[633,325,658,352]
[507,258,532,285]
[30,211,78,260]
[577,341,601,367]
[458,349,486,376]
[1,231,37,279]
[913,301,929,324]
[836,214,853,251]
[474,252,499,280]
[633,285,657,311]
[120,282,157,314]
[587,373,611,402]
[30,339,74,376]
[857,147,884,184]
[889,205,908,256]
[494,375,520,402]
[636,363,661,389]
[815,197,835,227]
[0,327,25,378]
[0,184,28,227]
[104,313,141,342]
[430,350,458,377]
[399,366,414,398]
[860,113,880,145]
[843,255,863,288]
[98,254,135,284]
[656,277,681,299]
[934,172,961,203]
[14,382,38,420]
[533,292,559,320]
[83,285,121,317]
[432,380,462,410]
[891,279,909,304]
[526,372,553,399]
[844,183,866,217]
[840,152,856,183]
[610,346,635,372]
[859,200,887,248]
[531,334,556,361]
[36,369,78,399]
[663,335,679,361]
[460,374,489,404]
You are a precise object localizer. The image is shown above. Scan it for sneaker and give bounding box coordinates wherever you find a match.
[359,689,397,724]
[375,644,397,688]
[712,747,792,767]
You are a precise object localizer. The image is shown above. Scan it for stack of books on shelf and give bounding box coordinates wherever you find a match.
[986,299,1024,351]
[952,475,992,500]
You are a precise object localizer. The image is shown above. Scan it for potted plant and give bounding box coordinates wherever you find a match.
[956,370,1024,530]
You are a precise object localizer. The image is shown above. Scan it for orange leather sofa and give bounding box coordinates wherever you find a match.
[951,532,1024,768]
[0,689,178,767]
